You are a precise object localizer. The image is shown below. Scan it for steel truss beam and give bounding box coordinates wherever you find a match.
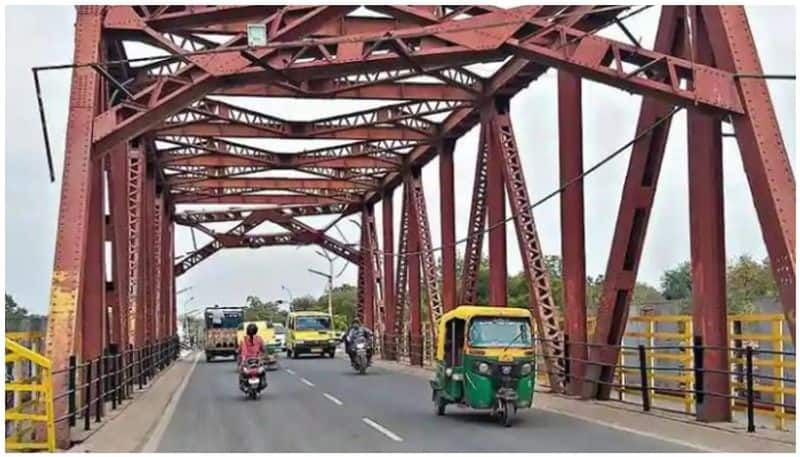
[486,100,565,391]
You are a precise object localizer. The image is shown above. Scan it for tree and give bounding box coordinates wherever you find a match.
[290,295,318,312]
[6,294,29,329]
[243,295,287,324]
[660,261,692,300]
[727,255,778,314]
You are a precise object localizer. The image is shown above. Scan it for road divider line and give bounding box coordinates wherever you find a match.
[362,417,403,442]
[286,368,295,375]
[323,393,343,405]
[300,377,315,387]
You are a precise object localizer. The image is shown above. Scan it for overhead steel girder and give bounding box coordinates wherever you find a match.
[214,80,475,101]
[175,208,359,275]
[159,136,405,170]
[93,6,745,155]
[93,5,359,153]
[157,98,464,140]
[168,176,374,190]
[173,203,351,225]
[172,194,359,205]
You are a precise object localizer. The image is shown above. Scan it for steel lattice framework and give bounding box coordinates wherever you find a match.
[45,5,794,447]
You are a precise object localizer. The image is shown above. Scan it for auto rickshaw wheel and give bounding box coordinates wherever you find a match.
[500,401,512,427]
[434,392,446,416]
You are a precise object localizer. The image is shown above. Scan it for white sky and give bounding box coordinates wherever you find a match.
[4,5,797,315]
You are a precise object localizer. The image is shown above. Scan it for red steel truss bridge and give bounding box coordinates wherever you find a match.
[40,5,794,447]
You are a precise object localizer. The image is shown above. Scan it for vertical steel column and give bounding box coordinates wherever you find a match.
[558,71,588,395]
[108,146,129,347]
[409,172,443,334]
[153,193,163,343]
[459,126,489,304]
[702,6,796,341]
[439,139,457,312]
[488,99,565,390]
[688,8,731,422]
[362,205,376,330]
[406,176,423,366]
[394,185,411,360]
[484,106,508,307]
[81,156,106,362]
[382,191,395,358]
[44,6,103,448]
[127,145,145,348]
[585,7,684,399]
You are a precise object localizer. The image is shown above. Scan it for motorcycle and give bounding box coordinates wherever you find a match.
[350,335,372,375]
[239,357,267,399]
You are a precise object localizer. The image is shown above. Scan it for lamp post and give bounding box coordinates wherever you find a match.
[308,267,333,318]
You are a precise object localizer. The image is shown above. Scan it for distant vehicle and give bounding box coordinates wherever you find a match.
[285,311,337,359]
[273,325,287,351]
[204,306,244,362]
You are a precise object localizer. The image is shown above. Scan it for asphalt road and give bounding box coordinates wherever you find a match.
[157,353,696,452]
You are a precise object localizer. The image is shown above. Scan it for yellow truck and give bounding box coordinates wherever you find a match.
[285,311,338,358]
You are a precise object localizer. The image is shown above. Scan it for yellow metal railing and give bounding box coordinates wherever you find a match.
[5,336,56,452]
[530,312,794,430]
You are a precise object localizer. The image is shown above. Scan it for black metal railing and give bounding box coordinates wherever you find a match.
[51,337,180,432]
[534,337,795,432]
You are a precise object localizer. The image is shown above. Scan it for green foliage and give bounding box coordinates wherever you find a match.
[660,261,692,300]
[243,295,287,324]
[290,295,318,312]
[727,255,778,314]
[6,294,29,329]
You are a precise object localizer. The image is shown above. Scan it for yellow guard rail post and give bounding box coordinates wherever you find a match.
[5,336,56,452]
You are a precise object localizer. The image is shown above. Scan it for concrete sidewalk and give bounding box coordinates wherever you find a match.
[69,352,199,453]
[372,358,795,453]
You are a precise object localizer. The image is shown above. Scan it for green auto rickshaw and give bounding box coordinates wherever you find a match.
[429,305,536,427]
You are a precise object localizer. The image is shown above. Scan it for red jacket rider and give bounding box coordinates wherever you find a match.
[239,323,264,364]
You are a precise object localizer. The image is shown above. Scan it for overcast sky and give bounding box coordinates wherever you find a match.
[4,6,796,316]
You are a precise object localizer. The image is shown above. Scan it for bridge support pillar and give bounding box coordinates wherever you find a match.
[688,8,731,422]
[439,139,457,313]
[484,103,508,307]
[583,7,681,400]
[406,174,423,366]
[382,191,396,359]
[558,70,587,396]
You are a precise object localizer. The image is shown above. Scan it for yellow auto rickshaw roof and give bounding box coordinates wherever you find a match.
[440,305,532,323]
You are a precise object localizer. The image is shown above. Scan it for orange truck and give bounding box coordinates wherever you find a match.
[203,306,245,362]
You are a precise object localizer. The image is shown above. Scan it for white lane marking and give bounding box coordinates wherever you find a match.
[141,351,201,452]
[299,377,315,387]
[323,393,343,405]
[286,368,296,375]
[362,417,403,442]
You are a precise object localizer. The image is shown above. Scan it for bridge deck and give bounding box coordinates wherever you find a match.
[155,353,692,452]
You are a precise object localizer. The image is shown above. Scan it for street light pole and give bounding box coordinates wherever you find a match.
[308,267,333,318]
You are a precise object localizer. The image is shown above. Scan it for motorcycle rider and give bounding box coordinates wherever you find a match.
[239,323,265,385]
[343,318,373,364]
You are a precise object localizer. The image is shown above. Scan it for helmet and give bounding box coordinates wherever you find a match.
[246,323,258,336]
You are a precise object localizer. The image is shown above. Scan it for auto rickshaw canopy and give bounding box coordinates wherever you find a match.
[436,306,533,361]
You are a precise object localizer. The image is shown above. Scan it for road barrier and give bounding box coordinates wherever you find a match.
[5,335,55,452]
